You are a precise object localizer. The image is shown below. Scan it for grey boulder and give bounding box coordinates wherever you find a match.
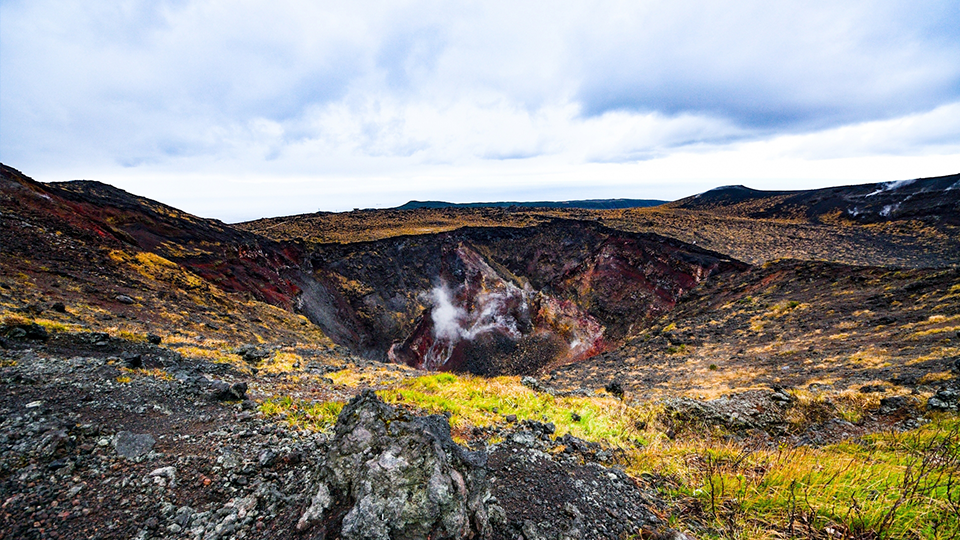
[297,390,492,540]
[114,431,156,460]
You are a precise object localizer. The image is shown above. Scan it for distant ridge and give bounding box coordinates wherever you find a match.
[667,173,960,225]
[394,198,666,211]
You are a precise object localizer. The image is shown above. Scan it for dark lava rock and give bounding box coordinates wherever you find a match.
[878,396,915,415]
[24,323,48,340]
[297,390,492,540]
[211,381,248,401]
[520,376,544,392]
[889,374,918,386]
[114,431,156,460]
[79,332,110,345]
[927,388,959,411]
[234,343,271,364]
[605,380,625,399]
[51,302,66,313]
[146,333,162,345]
[15,304,43,316]
[6,327,27,339]
[121,351,143,369]
[487,429,666,540]
[3,322,49,341]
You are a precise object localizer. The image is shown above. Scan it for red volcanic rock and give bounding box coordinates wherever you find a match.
[1,164,307,311]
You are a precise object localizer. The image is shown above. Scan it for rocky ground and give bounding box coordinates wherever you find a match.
[0,332,694,540]
[3,165,959,538]
[545,261,960,401]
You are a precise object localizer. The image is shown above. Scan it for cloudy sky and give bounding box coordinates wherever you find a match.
[2,1,959,222]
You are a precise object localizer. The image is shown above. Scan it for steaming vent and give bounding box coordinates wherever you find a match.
[389,245,605,375]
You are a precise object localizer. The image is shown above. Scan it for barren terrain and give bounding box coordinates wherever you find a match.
[2,164,959,539]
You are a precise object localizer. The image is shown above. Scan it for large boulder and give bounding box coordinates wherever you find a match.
[297,391,492,539]
[663,389,792,434]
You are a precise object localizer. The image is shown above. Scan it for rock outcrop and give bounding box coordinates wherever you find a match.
[663,389,793,435]
[297,391,493,539]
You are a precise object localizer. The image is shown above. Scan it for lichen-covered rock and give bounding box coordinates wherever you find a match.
[297,390,491,540]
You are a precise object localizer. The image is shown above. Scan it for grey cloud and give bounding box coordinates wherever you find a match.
[572,2,960,130]
[2,0,959,180]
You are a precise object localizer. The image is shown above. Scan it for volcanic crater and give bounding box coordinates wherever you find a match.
[293,220,747,375]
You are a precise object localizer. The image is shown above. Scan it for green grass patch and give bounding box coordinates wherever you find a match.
[260,396,345,432]
[379,372,654,447]
[637,417,960,539]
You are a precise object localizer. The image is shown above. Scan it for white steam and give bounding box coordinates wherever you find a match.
[430,285,467,342]
[866,178,917,197]
[429,283,525,343]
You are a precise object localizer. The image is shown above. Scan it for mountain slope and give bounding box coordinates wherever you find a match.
[0,164,329,347]
[669,173,960,225]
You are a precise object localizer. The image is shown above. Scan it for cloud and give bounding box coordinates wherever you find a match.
[1,0,958,220]
[572,2,960,129]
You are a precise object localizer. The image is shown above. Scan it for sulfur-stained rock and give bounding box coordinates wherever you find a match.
[297,390,492,539]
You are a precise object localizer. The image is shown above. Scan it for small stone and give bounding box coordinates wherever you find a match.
[146,334,162,345]
[24,324,49,340]
[770,391,792,403]
[114,431,156,460]
[51,302,66,313]
[25,400,43,409]
[234,344,270,364]
[605,380,625,399]
[147,466,176,487]
[121,352,142,369]
[927,397,950,411]
[504,414,517,423]
[521,376,543,392]
[258,449,278,469]
[8,327,27,339]
[211,381,248,401]
[115,295,135,304]
[879,396,912,415]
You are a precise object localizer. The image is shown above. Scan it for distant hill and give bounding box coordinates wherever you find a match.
[668,173,960,225]
[394,198,666,211]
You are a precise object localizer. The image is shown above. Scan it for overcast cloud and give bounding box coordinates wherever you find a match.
[2,0,959,221]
